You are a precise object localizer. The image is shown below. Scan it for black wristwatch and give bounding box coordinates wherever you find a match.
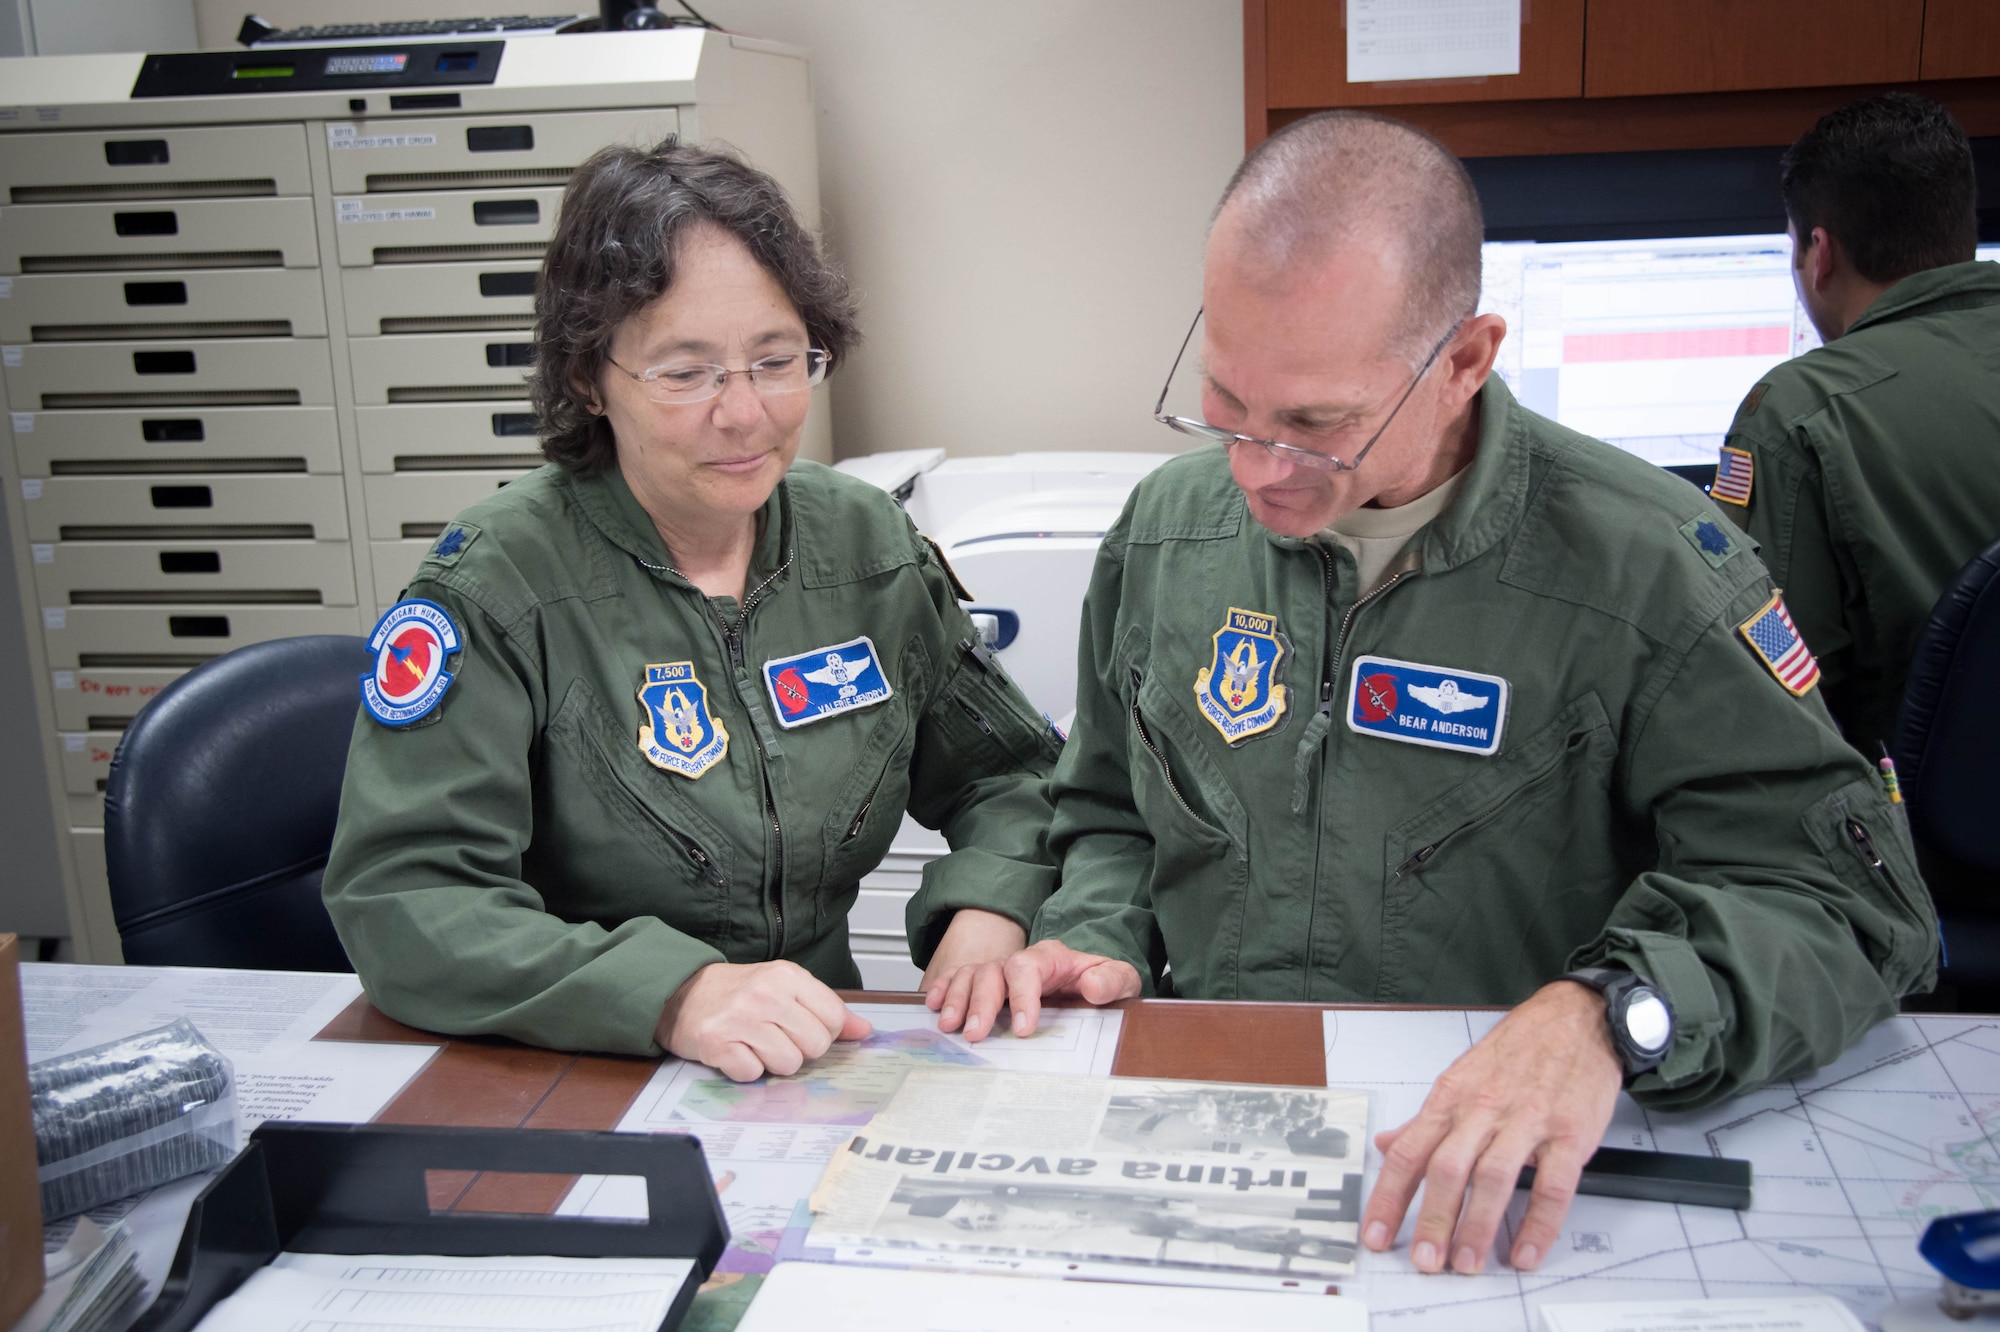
[1562,967,1674,1081]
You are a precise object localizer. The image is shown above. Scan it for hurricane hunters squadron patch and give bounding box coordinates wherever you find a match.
[1346,654,1509,757]
[1194,608,1290,744]
[361,598,461,727]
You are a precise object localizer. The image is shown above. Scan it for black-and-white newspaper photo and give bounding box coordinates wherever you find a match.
[808,1069,1369,1282]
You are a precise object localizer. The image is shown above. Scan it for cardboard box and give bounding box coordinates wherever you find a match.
[0,935,44,1325]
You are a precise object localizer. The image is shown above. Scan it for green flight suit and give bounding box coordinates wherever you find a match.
[1714,261,2000,767]
[324,460,1062,1056]
[1034,377,1936,1110]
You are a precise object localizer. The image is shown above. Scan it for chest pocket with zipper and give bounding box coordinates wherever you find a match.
[1377,691,1623,1004]
[543,678,739,945]
[1127,659,1251,997]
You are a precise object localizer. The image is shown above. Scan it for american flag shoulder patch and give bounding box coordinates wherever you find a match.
[1737,592,1820,696]
[1712,445,1754,506]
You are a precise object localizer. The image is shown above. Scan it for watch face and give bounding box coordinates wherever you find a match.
[1624,991,1672,1054]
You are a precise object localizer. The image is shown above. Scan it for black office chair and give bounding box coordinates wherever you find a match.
[103,634,370,972]
[1894,535,2000,988]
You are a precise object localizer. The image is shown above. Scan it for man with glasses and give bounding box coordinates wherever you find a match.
[927,112,1934,1277]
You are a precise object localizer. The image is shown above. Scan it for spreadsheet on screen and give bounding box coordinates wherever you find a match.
[1480,237,2000,470]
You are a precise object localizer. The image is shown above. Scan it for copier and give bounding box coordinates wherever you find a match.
[834,448,1174,989]
[0,29,821,957]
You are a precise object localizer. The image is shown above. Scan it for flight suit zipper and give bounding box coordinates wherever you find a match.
[605,759,727,889]
[1130,666,1205,826]
[1390,728,1588,879]
[845,774,884,842]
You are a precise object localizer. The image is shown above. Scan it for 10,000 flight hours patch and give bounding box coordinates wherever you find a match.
[1194,608,1290,744]
[638,661,729,778]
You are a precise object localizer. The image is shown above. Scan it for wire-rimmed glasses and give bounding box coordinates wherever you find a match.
[608,347,830,405]
[1151,310,1460,473]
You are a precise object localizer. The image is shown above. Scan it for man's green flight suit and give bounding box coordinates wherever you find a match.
[1714,261,2000,768]
[1034,377,1937,1110]
[324,460,1062,1056]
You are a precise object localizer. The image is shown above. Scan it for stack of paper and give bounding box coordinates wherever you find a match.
[42,1221,141,1332]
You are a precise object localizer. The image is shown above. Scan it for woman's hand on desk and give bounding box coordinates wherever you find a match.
[920,909,1028,1040]
[657,961,872,1081]
[929,939,1140,1043]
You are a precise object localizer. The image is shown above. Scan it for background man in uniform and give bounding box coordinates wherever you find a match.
[925,112,1936,1277]
[1714,92,2000,914]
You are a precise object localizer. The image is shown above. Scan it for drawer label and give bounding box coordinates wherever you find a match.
[42,607,64,629]
[30,543,52,564]
[51,671,74,691]
[0,276,11,298]
[61,733,83,752]
[20,478,40,500]
[327,123,438,150]
[2,345,20,366]
[11,412,30,434]
[336,198,437,225]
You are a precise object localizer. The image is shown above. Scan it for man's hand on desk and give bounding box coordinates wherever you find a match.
[1361,980,1622,1276]
[930,939,1140,1042]
[656,960,872,1081]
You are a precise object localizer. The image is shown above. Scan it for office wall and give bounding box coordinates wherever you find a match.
[190,1,1244,458]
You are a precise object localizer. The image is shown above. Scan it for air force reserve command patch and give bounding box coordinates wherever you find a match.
[1194,607,1289,743]
[1346,654,1509,756]
[763,636,893,728]
[361,598,461,727]
[1737,592,1821,696]
[638,662,728,777]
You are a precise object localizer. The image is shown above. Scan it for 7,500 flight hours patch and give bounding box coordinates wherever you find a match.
[638,661,729,778]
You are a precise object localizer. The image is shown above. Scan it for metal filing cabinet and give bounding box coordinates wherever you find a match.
[0,29,823,957]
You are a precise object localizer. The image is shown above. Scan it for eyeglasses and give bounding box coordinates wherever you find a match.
[1151,310,1460,473]
[608,347,829,405]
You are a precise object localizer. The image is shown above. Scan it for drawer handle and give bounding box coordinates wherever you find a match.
[492,412,537,436]
[486,342,534,368]
[478,270,537,298]
[133,350,196,375]
[150,484,212,509]
[113,210,179,237]
[467,125,534,153]
[159,551,221,574]
[392,91,461,111]
[124,280,188,307]
[104,139,170,166]
[472,199,540,227]
[141,418,204,442]
[168,615,230,638]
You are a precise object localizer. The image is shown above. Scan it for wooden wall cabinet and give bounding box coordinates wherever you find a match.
[1246,0,2000,155]
[1584,0,1922,98]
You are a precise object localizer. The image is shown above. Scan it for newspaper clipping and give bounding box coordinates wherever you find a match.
[809,1069,1368,1282]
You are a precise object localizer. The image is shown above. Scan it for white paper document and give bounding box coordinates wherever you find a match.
[1538,1296,1866,1332]
[1347,0,1521,82]
[21,963,366,1061]
[190,1253,698,1332]
[1323,1009,1997,1329]
[736,1261,1369,1331]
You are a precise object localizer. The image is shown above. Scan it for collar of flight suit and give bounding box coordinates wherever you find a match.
[1257,374,1531,578]
[1845,259,2000,337]
[566,462,793,598]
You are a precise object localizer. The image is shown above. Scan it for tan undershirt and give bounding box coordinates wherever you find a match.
[1318,468,1469,596]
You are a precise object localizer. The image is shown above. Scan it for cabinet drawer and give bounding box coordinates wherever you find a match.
[340,260,538,335]
[49,665,189,731]
[0,269,329,342]
[325,108,679,193]
[11,405,343,476]
[39,602,363,669]
[21,473,351,542]
[31,539,358,607]
[332,187,564,267]
[355,402,544,471]
[3,337,334,409]
[360,469,533,540]
[57,730,122,795]
[0,197,321,274]
[369,538,435,610]
[848,886,917,942]
[347,332,534,404]
[0,124,313,203]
